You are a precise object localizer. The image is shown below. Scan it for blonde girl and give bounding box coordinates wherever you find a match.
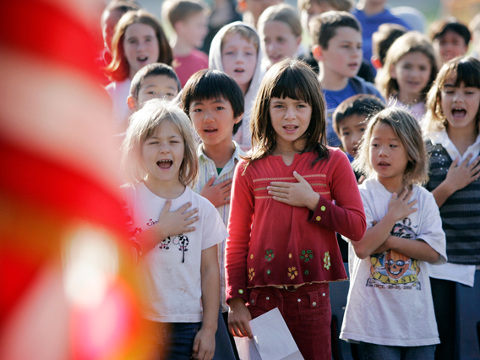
[121,99,227,360]
[105,10,173,132]
[422,56,480,360]
[225,59,366,360]
[376,31,439,122]
[257,4,303,69]
[341,107,446,360]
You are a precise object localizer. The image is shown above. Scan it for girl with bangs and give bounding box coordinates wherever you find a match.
[375,31,440,123]
[341,107,447,360]
[423,56,480,360]
[121,100,227,360]
[225,59,366,360]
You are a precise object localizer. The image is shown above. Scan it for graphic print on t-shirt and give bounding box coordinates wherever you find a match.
[159,234,190,263]
[367,217,421,290]
[139,218,190,263]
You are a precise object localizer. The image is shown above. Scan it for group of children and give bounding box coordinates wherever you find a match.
[99,0,480,359]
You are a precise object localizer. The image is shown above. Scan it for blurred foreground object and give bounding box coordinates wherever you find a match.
[0,1,149,359]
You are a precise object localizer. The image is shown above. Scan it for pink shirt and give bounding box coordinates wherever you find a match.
[226,148,366,303]
[174,49,209,87]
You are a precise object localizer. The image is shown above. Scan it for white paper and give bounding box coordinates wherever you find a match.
[235,308,304,360]
[234,336,262,360]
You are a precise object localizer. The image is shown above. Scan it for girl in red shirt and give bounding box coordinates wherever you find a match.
[225,59,366,360]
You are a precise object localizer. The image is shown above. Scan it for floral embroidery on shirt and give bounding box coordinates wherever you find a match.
[323,252,331,270]
[287,267,298,280]
[248,268,255,281]
[300,249,313,262]
[265,249,274,262]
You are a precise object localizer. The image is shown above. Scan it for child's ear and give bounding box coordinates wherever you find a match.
[296,36,302,47]
[389,64,397,79]
[234,113,243,124]
[371,56,382,70]
[127,96,138,111]
[312,44,323,61]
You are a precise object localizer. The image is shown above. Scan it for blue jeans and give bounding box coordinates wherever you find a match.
[359,342,436,360]
[145,321,201,360]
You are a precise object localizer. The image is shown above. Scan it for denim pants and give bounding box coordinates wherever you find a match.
[358,342,436,360]
[247,283,332,360]
[144,321,201,360]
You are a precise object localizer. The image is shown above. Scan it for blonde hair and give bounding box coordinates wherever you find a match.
[257,4,302,38]
[221,25,260,51]
[376,31,439,103]
[423,56,480,135]
[121,99,198,187]
[354,107,429,186]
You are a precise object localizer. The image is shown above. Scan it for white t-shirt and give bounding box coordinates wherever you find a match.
[124,182,228,323]
[340,178,447,346]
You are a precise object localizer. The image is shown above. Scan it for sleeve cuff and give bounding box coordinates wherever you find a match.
[309,196,332,226]
[226,287,249,304]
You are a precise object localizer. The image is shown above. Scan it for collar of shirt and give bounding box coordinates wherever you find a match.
[197,141,245,176]
[428,129,480,164]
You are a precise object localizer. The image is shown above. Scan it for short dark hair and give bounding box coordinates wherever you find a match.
[181,69,245,135]
[129,62,181,101]
[310,10,361,48]
[333,94,385,134]
[429,18,471,46]
[372,23,407,66]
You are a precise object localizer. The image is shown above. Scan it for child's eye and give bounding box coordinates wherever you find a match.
[360,128,366,133]
[343,132,350,136]
[147,91,156,95]
[216,106,225,111]
[166,93,175,98]
[389,144,397,148]
[193,108,203,113]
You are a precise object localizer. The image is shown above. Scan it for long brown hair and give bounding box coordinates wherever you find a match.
[245,59,328,169]
[105,10,173,82]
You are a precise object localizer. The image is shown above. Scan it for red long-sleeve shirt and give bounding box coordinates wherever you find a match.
[226,148,366,303]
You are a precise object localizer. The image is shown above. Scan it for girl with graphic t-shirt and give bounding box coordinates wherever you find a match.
[121,100,227,360]
[340,107,447,360]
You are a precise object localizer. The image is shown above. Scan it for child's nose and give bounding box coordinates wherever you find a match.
[235,52,244,62]
[204,110,214,122]
[284,106,296,119]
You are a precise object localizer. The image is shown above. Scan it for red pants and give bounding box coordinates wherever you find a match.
[247,283,331,360]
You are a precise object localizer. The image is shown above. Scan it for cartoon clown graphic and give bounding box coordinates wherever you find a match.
[367,217,421,290]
